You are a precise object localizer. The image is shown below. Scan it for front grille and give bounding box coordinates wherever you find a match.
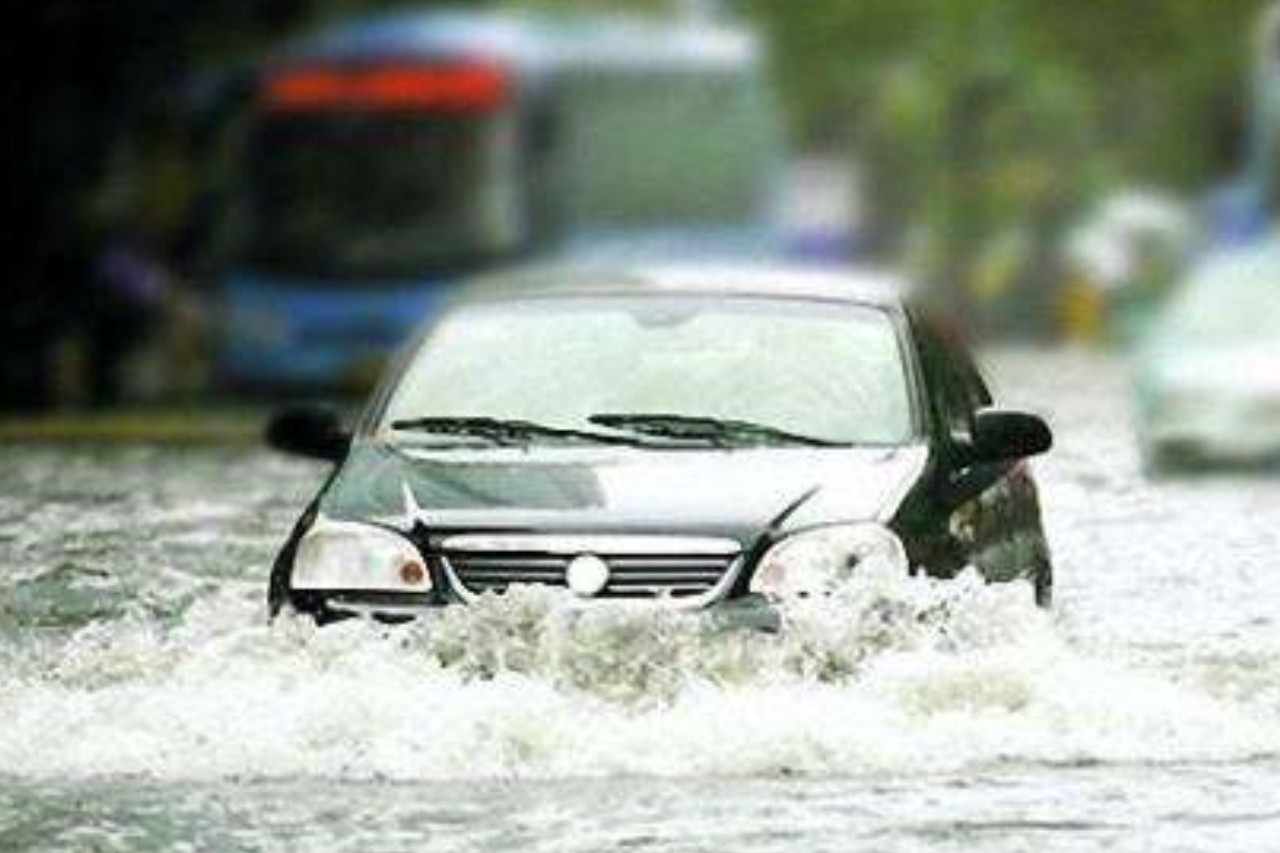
[438,535,742,602]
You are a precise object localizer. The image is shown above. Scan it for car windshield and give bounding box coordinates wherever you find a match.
[1159,261,1280,344]
[377,296,916,446]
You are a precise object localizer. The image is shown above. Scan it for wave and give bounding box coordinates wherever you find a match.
[2,564,1276,782]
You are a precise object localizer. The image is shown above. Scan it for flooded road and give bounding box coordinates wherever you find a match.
[3,349,1280,852]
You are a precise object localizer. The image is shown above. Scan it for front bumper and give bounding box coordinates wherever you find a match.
[1146,384,1280,461]
[291,588,782,632]
[1141,403,1280,463]
[214,275,442,390]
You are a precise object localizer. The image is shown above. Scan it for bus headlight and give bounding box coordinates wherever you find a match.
[749,523,907,600]
[292,518,430,592]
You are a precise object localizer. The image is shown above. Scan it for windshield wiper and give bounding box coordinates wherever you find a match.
[587,413,845,448]
[389,416,645,447]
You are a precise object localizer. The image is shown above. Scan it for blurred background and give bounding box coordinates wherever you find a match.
[10,7,1280,845]
[4,0,1280,471]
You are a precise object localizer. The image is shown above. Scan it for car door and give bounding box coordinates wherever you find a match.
[903,316,1052,599]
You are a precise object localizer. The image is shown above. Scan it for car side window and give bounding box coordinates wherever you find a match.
[914,318,988,451]
[951,340,993,412]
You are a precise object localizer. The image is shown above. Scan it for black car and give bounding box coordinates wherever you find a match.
[265,266,1053,627]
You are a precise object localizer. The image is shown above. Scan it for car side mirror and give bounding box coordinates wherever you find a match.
[265,403,351,461]
[971,408,1052,464]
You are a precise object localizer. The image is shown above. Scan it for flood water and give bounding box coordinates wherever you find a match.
[3,349,1280,852]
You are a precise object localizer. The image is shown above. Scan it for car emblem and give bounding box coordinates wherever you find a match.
[565,554,610,598]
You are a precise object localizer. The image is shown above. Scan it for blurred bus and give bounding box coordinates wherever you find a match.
[216,10,781,389]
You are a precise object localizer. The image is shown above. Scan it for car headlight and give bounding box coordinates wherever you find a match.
[292,518,430,592]
[749,523,907,599]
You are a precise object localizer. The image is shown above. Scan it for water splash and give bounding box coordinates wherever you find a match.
[2,562,1276,782]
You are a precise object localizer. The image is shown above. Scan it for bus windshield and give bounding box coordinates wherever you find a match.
[244,110,520,280]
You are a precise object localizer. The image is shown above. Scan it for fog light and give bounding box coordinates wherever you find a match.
[399,559,426,586]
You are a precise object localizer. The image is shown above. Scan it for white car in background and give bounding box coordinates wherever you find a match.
[1134,240,1280,472]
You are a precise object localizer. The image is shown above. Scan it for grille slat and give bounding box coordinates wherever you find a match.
[453,567,563,578]
[449,556,565,569]
[602,587,708,599]
[609,558,731,569]
[606,572,725,583]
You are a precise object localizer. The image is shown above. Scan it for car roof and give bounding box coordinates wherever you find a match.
[452,263,912,310]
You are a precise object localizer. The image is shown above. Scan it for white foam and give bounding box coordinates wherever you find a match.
[2,565,1276,782]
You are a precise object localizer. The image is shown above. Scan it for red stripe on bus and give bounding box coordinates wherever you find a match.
[261,64,508,113]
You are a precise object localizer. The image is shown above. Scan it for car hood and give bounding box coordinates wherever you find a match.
[320,442,930,545]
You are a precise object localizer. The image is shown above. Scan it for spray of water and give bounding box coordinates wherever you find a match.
[0,561,1275,782]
